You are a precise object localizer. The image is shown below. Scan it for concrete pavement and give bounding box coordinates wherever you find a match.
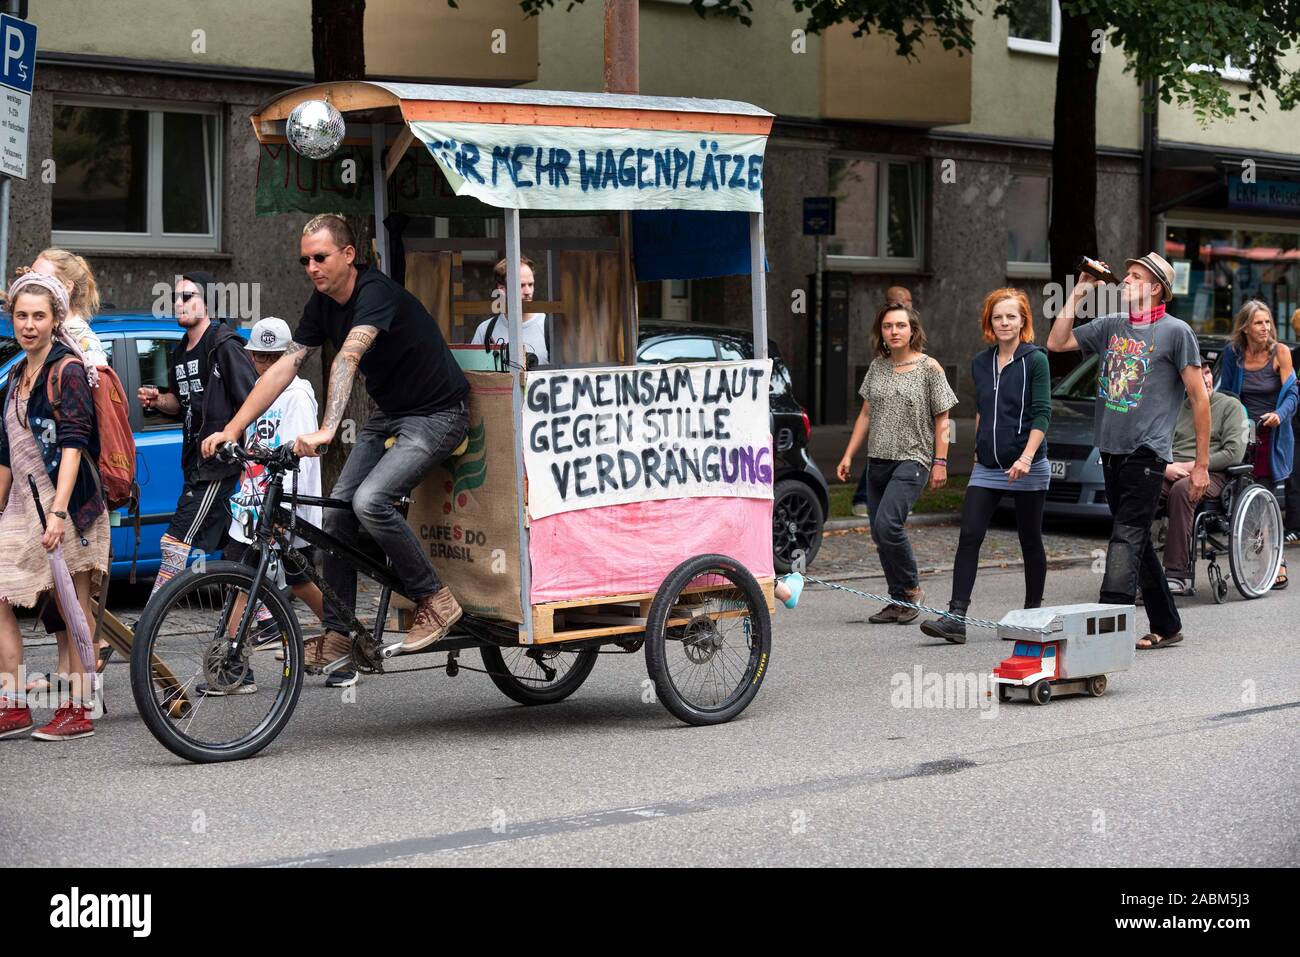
[3,554,1295,868]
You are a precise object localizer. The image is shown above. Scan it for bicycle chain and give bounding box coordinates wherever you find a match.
[801,575,1051,634]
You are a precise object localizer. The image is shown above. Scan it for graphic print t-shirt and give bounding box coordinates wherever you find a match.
[228,377,322,546]
[1074,313,1201,463]
[168,322,221,478]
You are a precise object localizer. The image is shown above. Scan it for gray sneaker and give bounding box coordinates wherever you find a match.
[852,503,869,517]
[325,669,359,688]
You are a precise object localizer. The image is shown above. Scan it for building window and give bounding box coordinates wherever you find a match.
[1007,172,1051,276]
[1163,222,1300,338]
[52,100,222,252]
[826,156,924,271]
[1007,0,1060,56]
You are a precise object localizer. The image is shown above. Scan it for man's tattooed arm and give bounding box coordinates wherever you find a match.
[321,325,378,433]
[282,339,319,373]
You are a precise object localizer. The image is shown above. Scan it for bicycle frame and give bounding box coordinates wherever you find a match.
[223,449,517,671]
[223,456,404,668]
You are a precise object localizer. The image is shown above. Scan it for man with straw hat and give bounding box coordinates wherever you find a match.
[1047,251,1210,651]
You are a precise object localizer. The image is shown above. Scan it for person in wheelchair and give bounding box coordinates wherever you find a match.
[1161,362,1246,595]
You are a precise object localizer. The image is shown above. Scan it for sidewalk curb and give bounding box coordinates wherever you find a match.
[825,513,959,532]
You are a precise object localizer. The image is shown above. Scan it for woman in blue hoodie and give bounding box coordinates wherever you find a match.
[1217,300,1296,589]
[921,289,1051,642]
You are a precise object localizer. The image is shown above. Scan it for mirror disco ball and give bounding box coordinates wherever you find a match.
[286,99,346,160]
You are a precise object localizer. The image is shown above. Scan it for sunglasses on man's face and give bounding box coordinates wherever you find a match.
[175,290,200,303]
[299,249,341,266]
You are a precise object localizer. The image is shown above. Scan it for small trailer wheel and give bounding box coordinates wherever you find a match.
[645,554,772,726]
[1087,674,1107,697]
[1028,679,1052,706]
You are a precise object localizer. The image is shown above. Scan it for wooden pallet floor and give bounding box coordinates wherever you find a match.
[525,578,775,645]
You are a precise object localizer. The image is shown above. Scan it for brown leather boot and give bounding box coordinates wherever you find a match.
[401,588,463,653]
[305,630,351,673]
[868,604,904,624]
[895,586,925,625]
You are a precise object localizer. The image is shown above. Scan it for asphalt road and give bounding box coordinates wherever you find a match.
[3,556,1297,868]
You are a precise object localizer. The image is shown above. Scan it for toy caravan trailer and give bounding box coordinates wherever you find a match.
[992,603,1136,704]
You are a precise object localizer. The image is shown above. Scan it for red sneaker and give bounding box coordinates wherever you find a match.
[0,699,34,739]
[30,705,94,741]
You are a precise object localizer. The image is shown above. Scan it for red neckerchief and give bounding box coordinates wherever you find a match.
[1129,303,1166,326]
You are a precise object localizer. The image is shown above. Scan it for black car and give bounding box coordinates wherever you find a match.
[637,322,828,572]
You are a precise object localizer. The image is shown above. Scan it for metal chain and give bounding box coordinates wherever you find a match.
[801,575,1051,635]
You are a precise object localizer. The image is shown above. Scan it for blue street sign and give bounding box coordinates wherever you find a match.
[803,196,835,236]
[0,15,36,95]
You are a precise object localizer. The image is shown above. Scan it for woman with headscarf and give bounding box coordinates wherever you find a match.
[0,273,110,741]
[26,249,113,675]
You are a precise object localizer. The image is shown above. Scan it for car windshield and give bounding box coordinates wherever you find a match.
[1013,641,1042,657]
[1053,355,1100,400]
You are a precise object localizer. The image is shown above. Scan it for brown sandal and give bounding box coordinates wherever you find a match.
[1137,632,1184,650]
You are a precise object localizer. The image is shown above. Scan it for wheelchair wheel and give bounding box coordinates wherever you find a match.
[1228,483,1284,599]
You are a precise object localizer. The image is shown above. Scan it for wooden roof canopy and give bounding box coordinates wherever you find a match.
[250,80,775,145]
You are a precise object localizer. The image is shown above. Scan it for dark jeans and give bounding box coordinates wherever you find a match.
[952,485,1046,607]
[1100,446,1181,638]
[863,458,929,600]
[322,405,468,635]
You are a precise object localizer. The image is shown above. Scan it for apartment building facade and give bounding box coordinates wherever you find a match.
[535,1,1300,421]
[9,1,1297,425]
[13,0,538,324]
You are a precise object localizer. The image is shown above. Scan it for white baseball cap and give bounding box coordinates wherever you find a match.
[246,317,293,353]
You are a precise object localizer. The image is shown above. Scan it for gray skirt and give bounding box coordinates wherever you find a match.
[969,458,1051,492]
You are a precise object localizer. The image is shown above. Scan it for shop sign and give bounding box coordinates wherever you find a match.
[1228,178,1300,214]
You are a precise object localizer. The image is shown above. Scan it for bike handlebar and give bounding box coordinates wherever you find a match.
[217,441,302,471]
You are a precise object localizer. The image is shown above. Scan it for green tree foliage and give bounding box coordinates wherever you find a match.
[517,0,1298,121]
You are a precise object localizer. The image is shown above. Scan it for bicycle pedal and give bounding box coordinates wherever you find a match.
[380,640,406,659]
[320,655,352,675]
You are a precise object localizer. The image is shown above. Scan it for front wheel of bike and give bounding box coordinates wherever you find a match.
[130,560,304,763]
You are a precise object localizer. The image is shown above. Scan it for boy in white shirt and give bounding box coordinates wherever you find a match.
[471,256,551,367]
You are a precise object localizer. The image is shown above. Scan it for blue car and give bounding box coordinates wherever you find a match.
[0,313,249,579]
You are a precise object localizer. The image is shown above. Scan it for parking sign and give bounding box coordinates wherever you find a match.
[0,14,36,179]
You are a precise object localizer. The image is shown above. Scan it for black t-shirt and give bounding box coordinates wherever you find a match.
[168,322,220,477]
[294,265,469,417]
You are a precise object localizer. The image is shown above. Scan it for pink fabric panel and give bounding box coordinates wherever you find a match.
[529,496,774,603]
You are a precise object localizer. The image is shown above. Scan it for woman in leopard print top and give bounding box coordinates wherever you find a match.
[836,303,957,624]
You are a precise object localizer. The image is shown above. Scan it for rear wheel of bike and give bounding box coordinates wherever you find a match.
[130,561,304,763]
[480,644,598,705]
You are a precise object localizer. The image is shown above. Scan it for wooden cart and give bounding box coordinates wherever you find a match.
[128,82,782,761]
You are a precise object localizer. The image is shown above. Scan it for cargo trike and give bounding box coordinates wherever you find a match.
[129,81,780,762]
